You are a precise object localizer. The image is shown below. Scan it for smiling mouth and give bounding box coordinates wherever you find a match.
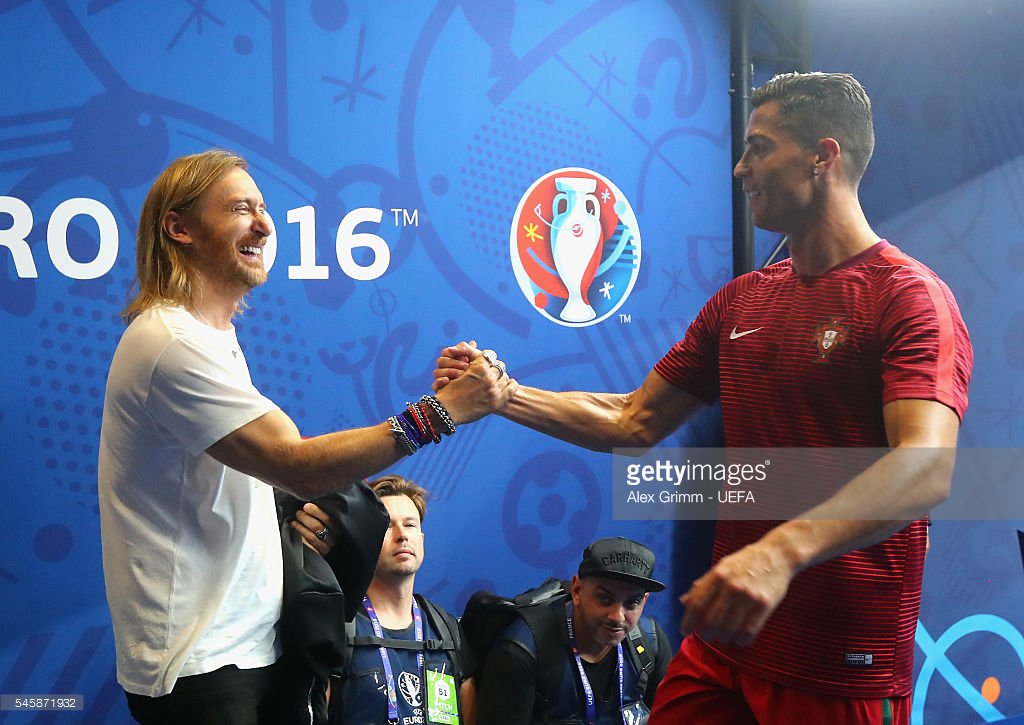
[240,245,263,257]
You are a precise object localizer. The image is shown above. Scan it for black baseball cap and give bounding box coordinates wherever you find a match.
[578,537,665,592]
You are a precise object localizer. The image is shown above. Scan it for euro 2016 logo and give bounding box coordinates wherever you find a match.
[510,168,641,327]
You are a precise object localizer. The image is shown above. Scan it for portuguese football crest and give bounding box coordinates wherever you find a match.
[811,316,850,362]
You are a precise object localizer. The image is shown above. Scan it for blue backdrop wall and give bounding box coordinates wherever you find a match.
[0,1,1020,723]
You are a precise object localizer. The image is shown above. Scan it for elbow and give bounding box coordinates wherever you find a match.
[909,445,955,512]
[609,426,662,455]
[258,440,323,500]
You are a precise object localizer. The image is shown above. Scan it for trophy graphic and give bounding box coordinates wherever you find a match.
[511,167,642,328]
[550,177,602,322]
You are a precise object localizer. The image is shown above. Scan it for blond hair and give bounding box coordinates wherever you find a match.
[122,149,248,323]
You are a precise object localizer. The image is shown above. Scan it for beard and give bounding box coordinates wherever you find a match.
[376,554,422,580]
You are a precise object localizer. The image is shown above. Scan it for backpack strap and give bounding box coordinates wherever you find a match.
[624,616,658,698]
[518,597,571,709]
[348,634,455,651]
[416,594,465,683]
[342,598,459,659]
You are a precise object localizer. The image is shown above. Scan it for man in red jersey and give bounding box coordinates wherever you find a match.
[433,72,972,724]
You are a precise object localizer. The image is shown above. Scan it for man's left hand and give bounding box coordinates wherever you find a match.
[292,502,333,556]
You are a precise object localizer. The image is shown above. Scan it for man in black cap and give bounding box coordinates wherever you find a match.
[475,537,671,725]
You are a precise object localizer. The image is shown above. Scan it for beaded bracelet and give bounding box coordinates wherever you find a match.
[420,394,456,436]
[389,396,455,456]
[413,400,441,444]
[396,410,431,449]
[405,403,430,441]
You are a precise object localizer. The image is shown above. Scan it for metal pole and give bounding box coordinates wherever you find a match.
[730,0,754,276]
[795,0,812,71]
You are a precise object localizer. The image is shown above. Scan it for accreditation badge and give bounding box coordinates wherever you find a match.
[426,668,459,724]
[621,700,650,725]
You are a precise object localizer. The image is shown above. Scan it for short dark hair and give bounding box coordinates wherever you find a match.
[751,72,875,186]
[370,475,428,522]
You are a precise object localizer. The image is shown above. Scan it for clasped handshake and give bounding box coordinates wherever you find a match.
[428,340,519,425]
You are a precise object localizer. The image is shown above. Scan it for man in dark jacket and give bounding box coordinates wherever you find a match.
[475,538,671,725]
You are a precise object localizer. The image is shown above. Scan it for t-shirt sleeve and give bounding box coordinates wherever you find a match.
[148,335,278,455]
[877,267,973,420]
[654,275,753,404]
[475,636,537,725]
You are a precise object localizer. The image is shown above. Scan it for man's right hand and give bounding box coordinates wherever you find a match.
[433,344,517,425]
[432,340,481,392]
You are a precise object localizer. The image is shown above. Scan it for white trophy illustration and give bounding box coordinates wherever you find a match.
[550,177,602,322]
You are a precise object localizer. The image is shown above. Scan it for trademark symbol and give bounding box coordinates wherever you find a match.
[390,208,419,227]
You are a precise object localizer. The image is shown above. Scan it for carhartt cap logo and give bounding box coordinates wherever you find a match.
[600,549,652,575]
[578,537,665,592]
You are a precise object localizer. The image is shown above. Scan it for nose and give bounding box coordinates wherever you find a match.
[608,604,626,624]
[252,210,273,237]
[733,155,748,179]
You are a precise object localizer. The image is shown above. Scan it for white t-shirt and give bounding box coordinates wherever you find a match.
[98,305,283,697]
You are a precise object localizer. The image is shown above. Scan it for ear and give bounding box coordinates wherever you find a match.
[813,137,842,175]
[163,210,193,246]
[571,575,582,604]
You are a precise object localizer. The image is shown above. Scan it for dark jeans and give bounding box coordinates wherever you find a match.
[124,662,301,725]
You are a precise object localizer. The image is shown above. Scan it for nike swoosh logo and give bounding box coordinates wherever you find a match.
[729,326,763,340]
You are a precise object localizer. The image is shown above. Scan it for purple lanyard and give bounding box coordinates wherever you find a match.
[363,596,424,723]
[566,602,624,725]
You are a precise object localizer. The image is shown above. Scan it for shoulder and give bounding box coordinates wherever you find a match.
[497,614,539,658]
[493,598,567,661]
[416,595,458,630]
[865,243,959,305]
[705,261,790,311]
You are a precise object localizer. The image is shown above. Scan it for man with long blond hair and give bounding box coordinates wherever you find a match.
[98,149,516,724]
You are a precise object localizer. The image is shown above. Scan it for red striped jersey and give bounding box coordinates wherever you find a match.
[654,240,973,697]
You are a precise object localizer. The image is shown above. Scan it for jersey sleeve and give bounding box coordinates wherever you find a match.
[654,273,758,404]
[876,263,973,420]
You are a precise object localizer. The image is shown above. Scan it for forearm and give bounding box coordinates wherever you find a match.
[268,424,410,499]
[212,356,513,498]
[499,385,645,452]
[498,370,704,453]
[763,445,954,573]
[210,414,409,499]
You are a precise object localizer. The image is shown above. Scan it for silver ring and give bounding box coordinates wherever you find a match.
[494,360,507,377]
[481,349,497,365]
[314,527,329,542]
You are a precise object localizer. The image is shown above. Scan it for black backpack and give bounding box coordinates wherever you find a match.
[461,577,659,702]
[318,596,465,724]
[343,594,465,683]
